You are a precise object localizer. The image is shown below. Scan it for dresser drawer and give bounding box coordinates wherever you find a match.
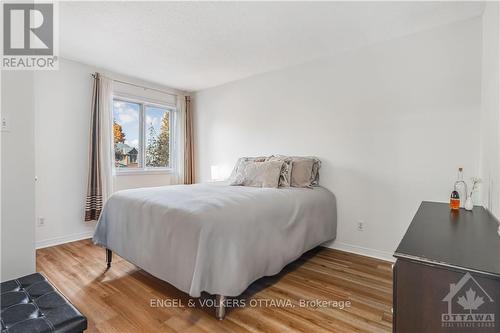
[393,259,500,333]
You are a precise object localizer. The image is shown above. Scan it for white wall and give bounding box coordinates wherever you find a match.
[34,58,183,249]
[194,18,482,260]
[479,3,500,219]
[1,72,36,281]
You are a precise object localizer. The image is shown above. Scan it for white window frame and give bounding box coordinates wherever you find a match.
[113,94,175,176]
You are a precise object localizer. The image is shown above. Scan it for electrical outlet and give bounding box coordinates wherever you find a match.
[1,116,9,132]
[357,220,364,231]
[37,217,45,227]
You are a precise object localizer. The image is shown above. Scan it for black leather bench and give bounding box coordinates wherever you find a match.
[1,273,87,333]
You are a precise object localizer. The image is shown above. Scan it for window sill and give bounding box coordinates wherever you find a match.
[115,168,173,176]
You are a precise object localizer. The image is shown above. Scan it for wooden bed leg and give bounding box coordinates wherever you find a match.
[215,295,226,320]
[106,248,112,269]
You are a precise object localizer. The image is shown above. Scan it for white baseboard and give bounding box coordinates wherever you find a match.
[36,231,94,249]
[35,232,395,263]
[327,241,396,262]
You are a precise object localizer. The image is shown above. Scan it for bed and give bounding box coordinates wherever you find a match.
[93,181,337,319]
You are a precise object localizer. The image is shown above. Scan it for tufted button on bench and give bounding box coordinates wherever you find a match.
[1,273,87,333]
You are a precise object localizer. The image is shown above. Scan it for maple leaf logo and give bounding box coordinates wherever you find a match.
[457,288,485,313]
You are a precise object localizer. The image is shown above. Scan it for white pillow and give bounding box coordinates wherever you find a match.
[230,160,283,188]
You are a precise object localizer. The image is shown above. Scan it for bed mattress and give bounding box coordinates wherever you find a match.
[93,182,337,297]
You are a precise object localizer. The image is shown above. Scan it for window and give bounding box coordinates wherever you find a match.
[113,100,140,169]
[113,97,173,173]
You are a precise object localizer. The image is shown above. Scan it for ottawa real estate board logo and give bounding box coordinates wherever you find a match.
[441,272,495,329]
[2,2,58,70]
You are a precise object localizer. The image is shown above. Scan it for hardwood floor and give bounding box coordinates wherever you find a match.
[36,239,393,333]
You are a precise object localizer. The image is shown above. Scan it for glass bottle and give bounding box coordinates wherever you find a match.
[454,167,468,208]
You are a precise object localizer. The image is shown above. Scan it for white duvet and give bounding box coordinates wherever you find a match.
[93,182,337,297]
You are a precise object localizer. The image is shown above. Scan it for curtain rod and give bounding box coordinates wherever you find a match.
[91,73,182,98]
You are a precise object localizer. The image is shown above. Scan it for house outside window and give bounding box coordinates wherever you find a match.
[112,97,174,174]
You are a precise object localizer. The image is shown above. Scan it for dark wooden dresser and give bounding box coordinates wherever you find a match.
[393,201,500,333]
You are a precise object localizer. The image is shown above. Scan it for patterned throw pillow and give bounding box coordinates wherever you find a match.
[230,160,284,188]
[310,157,321,186]
[228,156,267,182]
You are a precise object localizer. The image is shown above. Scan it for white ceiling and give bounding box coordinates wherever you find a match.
[60,2,484,92]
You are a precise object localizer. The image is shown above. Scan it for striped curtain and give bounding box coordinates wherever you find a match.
[184,96,195,184]
[85,73,114,221]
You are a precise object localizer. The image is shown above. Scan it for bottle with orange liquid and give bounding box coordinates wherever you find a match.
[450,190,460,210]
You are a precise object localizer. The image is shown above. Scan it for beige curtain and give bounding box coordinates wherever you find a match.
[85,73,114,221]
[184,96,195,184]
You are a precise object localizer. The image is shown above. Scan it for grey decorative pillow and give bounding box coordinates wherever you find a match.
[266,155,292,187]
[230,160,284,188]
[228,156,267,182]
[290,158,315,188]
[288,156,321,188]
